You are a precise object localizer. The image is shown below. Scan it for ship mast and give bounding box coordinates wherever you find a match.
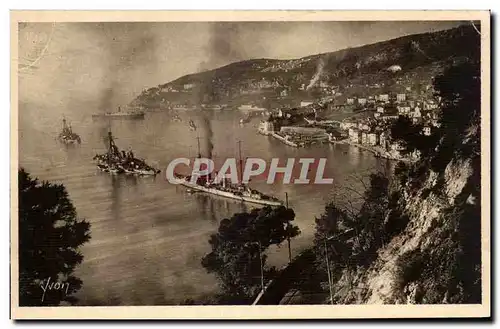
[107,130,113,165]
[62,117,69,133]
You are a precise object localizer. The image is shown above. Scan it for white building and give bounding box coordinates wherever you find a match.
[300,101,314,107]
[278,109,293,119]
[380,131,389,149]
[425,100,438,110]
[346,98,355,105]
[183,83,195,90]
[367,133,378,146]
[378,94,389,102]
[396,93,406,102]
[411,107,422,118]
[390,141,406,157]
[340,121,357,130]
[319,81,330,88]
[357,122,370,131]
[381,114,399,121]
[423,126,431,136]
[376,106,385,113]
[398,106,411,116]
[361,132,368,145]
[358,98,367,105]
[348,128,361,143]
[258,120,275,135]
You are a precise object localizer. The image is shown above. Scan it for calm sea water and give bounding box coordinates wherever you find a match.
[19,103,389,305]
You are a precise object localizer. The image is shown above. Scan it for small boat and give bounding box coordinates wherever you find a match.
[189,120,197,131]
[240,114,251,125]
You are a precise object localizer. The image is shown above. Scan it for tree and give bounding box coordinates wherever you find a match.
[390,116,437,157]
[313,203,354,275]
[18,168,91,306]
[201,206,300,302]
[350,173,391,267]
[314,171,392,277]
[430,60,481,172]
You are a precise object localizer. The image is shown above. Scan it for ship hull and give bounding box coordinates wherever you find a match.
[173,178,283,207]
[92,113,145,120]
[96,163,159,176]
[59,138,81,145]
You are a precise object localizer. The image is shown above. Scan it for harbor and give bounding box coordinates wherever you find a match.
[19,107,387,305]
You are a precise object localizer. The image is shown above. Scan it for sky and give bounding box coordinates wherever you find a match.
[18,21,465,113]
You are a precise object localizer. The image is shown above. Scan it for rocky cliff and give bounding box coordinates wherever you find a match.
[325,60,482,304]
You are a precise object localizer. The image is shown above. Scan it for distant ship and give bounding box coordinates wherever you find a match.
[58,118,81,144]
[201,104,227,111]
[93,131,160,176]
[172,113,182,122]
[92,106,145,120]
[171,104,197,111]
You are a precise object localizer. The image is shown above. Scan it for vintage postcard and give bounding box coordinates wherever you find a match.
[10,10,490,320]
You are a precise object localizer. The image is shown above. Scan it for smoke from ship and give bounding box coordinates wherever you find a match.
[194,23,246,162]
[306,57,326,90]
[98,87,115,113]
[201,115,214,159]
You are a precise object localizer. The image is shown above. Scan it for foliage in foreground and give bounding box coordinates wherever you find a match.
[19,168,91,306]
[201,206,300,302]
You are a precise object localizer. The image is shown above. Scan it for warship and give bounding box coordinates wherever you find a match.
[58,118,81,144]
[92,106,145,120]
[172,173,283,206]
[93,131,160,176]
[174,138,283,206]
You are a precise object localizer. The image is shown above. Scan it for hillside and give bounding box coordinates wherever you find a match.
[240,56,482,306]
[131,24,480,110]
[285,58,482,306]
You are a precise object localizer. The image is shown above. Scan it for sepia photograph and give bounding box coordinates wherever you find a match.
[10,10,490,319]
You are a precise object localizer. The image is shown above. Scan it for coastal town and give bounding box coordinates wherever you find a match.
[137,76,443,162]
[132,44,450,164]
[255,85,441,162]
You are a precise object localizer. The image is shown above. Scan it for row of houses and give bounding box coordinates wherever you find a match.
[373,100,440,126]
[347,122,432,149]
[345,93,408,106]
[347,128,409,157]
[348,128,380,146]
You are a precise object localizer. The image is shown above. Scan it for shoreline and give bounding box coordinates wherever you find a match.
[328,139,415,163]
[260,129,415,163]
